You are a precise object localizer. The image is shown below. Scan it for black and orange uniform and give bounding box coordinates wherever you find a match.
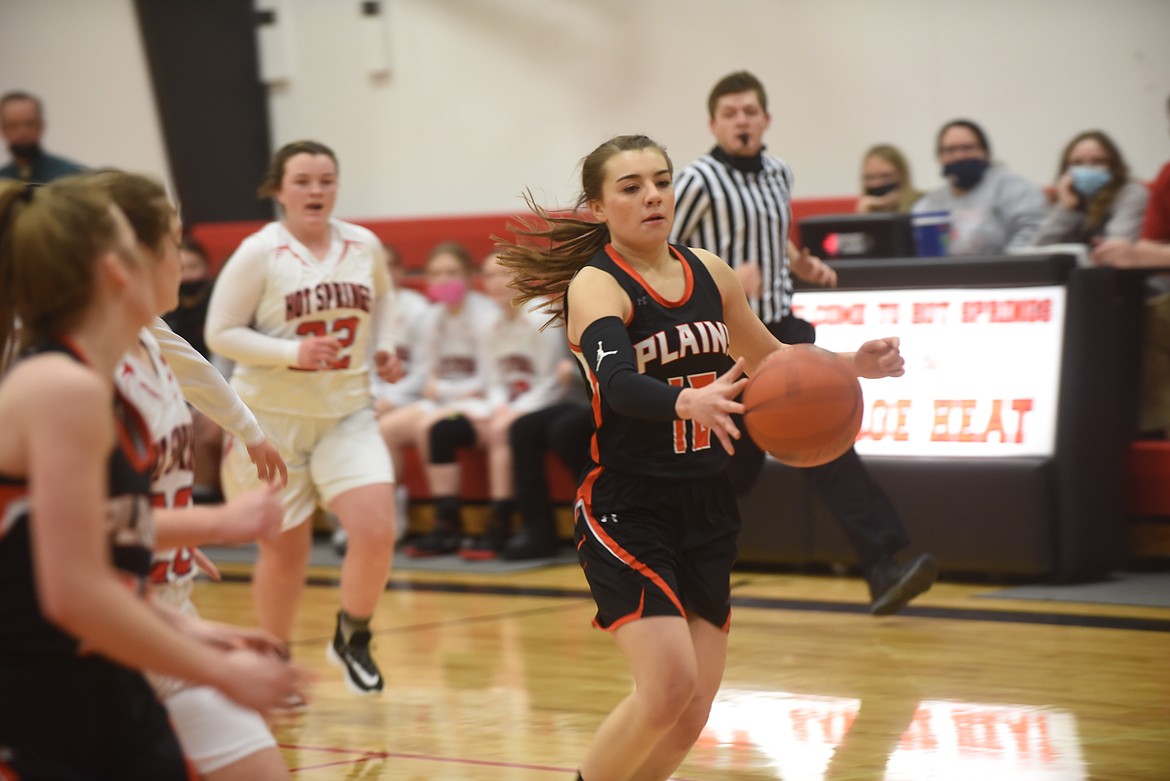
[570,244,740,632]
[0,340,193,781]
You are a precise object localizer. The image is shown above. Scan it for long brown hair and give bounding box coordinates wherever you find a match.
[1056,130,1129,233]
[80,169,176,255]
[0,178,129,369]
[496,134,672,327]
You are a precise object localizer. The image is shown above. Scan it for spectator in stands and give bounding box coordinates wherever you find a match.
[1091,95,1170,438]
[383,242,499,557]
[1092,95,1170,268]
[913,119,1047,255]
[1033,130,1148,246]
[331,244,427,550]
[403,250,567,560]
[163,238,215,360]
[501,359,593,561]
[163,238,229,504]
[855,144,922,214]
[0,91,85,182]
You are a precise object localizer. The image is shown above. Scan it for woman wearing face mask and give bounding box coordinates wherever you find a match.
[206,140,403,698]
[386,242,505,557]
[1033,130,1149,246]
[855,144,922,214]
[912,119,1048,255]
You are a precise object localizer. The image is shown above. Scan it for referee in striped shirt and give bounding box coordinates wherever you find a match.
[670,71,937,616]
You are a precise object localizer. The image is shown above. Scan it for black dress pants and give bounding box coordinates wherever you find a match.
[727,315,910,569]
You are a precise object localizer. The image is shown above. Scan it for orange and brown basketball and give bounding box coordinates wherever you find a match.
[743,344,863,467]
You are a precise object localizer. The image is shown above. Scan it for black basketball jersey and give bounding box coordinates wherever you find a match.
[573,244,733,479]
[0,339,156,659]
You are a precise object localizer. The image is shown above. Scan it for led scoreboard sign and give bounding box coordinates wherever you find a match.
[791,286,1066,458]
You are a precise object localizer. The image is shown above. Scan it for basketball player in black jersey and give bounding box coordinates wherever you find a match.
[499,135,904,781]
[0,178,302,779]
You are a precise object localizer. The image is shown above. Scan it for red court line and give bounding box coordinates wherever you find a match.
[282,743,701,779]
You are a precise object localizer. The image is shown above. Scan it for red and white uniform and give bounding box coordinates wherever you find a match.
[207,219,396,528]
[206,219,396,417]
[115,324,278,774]
[418,291,501,419]
[371,285,431,408]
[487,306,568,415]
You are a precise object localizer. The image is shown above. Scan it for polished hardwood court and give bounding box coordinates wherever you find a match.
[194,556,1170,780]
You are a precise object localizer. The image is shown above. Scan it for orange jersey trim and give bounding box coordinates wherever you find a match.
[603,244,694,309]
[576,465,685,623]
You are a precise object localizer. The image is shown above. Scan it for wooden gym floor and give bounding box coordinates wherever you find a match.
[197,556,1170,780]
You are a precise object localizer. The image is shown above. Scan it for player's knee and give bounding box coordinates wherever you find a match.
[638,669,698,729]
[428,415,476,464]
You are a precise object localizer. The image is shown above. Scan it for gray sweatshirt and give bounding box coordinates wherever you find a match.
[1032,179,1150,245]
[913,164,1048,255]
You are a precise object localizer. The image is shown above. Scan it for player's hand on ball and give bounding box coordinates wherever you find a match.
[675,357,748,455]
[374,349,405,383]
[246,438,288,485]
[853,337,904,379]
[295,335,342,370]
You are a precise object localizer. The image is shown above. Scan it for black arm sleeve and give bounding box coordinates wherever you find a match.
[580,316,681,421]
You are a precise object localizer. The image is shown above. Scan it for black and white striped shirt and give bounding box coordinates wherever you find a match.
[670,149,795,323]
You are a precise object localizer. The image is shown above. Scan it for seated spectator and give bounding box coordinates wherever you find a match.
[378,242,499,555]
[402,250,568,560]
[372,244,431,413]
[502,358,593,561]
[334,244,431,554]
[913,119,1047,255]
[1034,130,1149,246]
[163,238,215,360]
[161,238,228,503]
[0,91,85,182]
[1093,95,1170,269]
[855,144,922,214]
[1091,95,1170,437]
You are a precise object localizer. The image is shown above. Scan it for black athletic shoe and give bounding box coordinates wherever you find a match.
[459,534,503,561]
[867,553,939,615]
[327,626,384,695]
[500,529,559,561]
[402,525,460,557]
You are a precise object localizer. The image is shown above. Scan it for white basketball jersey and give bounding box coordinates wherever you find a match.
[115,329,198,597]
[228,220,386,418]
[488,307,566,413]
[426,291,501,404]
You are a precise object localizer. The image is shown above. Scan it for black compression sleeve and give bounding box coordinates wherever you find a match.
[580,316,681,421]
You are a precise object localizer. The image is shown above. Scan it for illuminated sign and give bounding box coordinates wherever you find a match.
[696,690,1086,779]
[790,286,1066,457]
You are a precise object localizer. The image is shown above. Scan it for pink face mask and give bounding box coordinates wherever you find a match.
[427,278,467,305]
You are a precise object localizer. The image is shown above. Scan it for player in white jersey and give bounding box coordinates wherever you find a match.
[206,141,402,696]
[91,169,299,780]
[371,244,431,411]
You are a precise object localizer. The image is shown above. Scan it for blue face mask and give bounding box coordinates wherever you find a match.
[942,158,988,191]
[1068,166,1112,199]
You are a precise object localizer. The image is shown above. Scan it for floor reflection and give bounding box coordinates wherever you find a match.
[694,689,1086,780]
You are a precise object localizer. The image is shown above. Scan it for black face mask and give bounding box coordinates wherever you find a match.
[8,142,42,160]
[178,279,210,298]
[942,158,988,191]
[864,182,899,197]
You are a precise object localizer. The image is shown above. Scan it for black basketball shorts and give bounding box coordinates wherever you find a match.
[574,465,741,632]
